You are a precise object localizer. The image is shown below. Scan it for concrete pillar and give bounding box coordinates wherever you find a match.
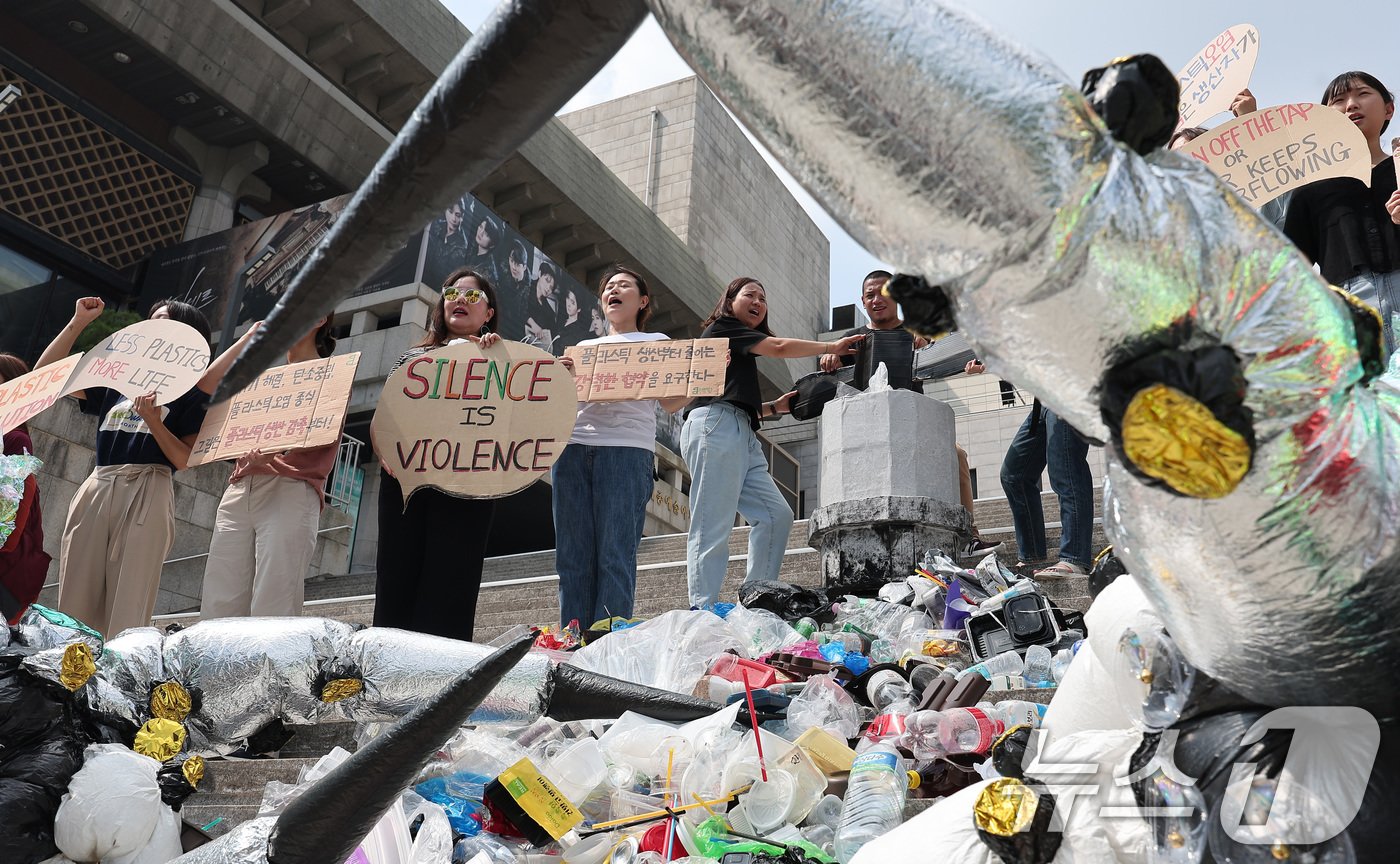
[401,296,432,329]
[172,127,270,240]
[350,309,380,336]
[807,389,970,591]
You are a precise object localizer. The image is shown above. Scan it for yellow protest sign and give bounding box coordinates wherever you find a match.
[61,319,211,405]
[564,338,726,402]
[187,353,360,466]
[0,354,81,435]
[370,340,576,501]
[1182,103,1371,206]
[1175,24,1259,130]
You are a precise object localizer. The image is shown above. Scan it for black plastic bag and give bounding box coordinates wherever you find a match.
[737,581,833,623]
[0,777,63,863]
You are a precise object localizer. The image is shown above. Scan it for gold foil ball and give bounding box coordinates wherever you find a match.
[134,718,186,762]
[973,777,1039,837]
[182,755,206,788]
[320,677,365,703]
[1121,383,1251,499]
[58,642,96,692]
[149,681,192,722]
[1166,830,1185,848]
[1271,841,1291,860]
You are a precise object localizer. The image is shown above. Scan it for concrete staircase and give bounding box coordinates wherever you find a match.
[168,488,1105,838]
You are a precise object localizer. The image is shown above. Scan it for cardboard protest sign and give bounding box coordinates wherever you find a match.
[1175,24,1259,130]
[61,319,211,405]
[564,338,727,402]
[370,340,575,501]
[187,353,360,466]
[1183,103,1370,206]
[0,354,81,435]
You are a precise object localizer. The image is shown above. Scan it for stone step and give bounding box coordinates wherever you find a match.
[971,487,1107,536]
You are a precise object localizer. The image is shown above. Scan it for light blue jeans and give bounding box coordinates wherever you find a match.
[551,443,655,628]
[1342,269,1400,356]
[680,403,794,608]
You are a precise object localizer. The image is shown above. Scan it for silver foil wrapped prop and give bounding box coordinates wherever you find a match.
[644,0,1400,714]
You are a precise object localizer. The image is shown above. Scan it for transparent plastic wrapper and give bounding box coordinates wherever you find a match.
[54,744,161,863]
[894,628,965,662]
[568,610,741,693]
[402,790,454,864]
[164,617,356,750]
[786,674,861,741]
[423,727,529,783]
[724,604,804,658]
[0,453,40,547]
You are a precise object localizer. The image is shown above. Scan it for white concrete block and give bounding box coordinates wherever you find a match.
[819,390,959,508]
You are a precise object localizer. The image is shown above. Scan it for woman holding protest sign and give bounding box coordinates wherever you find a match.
[200,315,340,620]
[372,267,501,641]
[552,265,690,630]
[1285,71,1400,352]
[33,297,253,637]
[681,277,864,608]
[0,353,51,624]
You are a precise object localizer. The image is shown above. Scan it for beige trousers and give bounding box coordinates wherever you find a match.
[57,464,175,638]
[200,475,320,618]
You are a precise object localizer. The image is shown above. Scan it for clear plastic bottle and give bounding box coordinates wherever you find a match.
[937,707,1005,755]
[1051,647,1075,683]
[865,669,912,711]
[961,649,1025,681]
[988,699,1046,730]
[833,743,910,863]
[901,710,948,760]
[1023,644,1055,687]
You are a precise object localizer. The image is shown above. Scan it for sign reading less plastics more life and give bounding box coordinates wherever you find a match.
[1184,103,1371,206]
[370,340,576,501]
[61,319,211,405]
[1175,23,1259,131]
[186,353,361,467]
[563,338,727,402]
[0,354,81,435]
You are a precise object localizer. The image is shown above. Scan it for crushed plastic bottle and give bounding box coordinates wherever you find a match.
[961,650,1025,681]
[937,707,1005,755]
[900,710,947,761]
[1052,647,1075,683]
[1023,644,1056,688]
[832,743,910,863]
[988,700,1046,730]
[865,669,912,711]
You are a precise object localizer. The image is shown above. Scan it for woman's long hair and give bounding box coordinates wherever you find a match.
[701,276,773,336]
[416,267,498,349]
[313,316,337,358]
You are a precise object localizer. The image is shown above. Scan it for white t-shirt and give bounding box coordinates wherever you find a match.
[570,331,670,450]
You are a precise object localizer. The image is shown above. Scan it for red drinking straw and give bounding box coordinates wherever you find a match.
[742,670,768,782]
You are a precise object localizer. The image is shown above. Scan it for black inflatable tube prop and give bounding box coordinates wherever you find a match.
[266,634,534,864]
[216,0,649,401]
[548,663,722,723]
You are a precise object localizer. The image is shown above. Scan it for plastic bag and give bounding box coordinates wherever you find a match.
[105,803,182,864]
[737,580,833,622]
[568,610,742,694]
[724,605,804,658]
[785,674,861,741]
[54,744,161,863]
[403,789,455,864]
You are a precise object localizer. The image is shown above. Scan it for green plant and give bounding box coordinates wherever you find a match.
[73,309,142,354]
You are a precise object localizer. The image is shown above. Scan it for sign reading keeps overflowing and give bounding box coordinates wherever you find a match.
[187,353,361,466]
[371,341,576,501]
[1184,103,1371,206]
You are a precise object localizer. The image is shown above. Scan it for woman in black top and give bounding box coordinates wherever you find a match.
[373,266,501,641]
[681,277,863,608]
[1284,71,1400,352]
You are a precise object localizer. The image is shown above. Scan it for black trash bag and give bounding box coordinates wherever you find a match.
[0,776,63,863]
[158,753,207,811]
[824,561,896,598]
[0,664,65,745]
[737,581,833,623]
[0,725,84,793]
[1080,53,1179,155]
[991,725,1035,780]
[1087,546,1127,598]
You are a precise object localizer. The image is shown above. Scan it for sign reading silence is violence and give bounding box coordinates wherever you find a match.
[0,319,211,435]
[371,341,576,500]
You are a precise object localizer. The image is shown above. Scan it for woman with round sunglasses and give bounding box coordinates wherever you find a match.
[372,267,501,641]
[553,265,689,630]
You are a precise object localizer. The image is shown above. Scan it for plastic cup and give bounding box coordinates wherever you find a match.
[725,761,796,834]
[546,738,608,803]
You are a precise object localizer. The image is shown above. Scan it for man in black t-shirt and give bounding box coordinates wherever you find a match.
[822,270,998,559]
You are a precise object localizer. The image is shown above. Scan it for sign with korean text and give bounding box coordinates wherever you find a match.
[0,354,81,435]
[187,353,360,466]
[564,338,727,402]
[61,319,211,405]
[1182,103,1370,206]
[1175,24,1259,130]
[370,341,575,501]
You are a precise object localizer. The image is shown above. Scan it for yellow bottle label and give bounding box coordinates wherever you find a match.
[498,758,583,841]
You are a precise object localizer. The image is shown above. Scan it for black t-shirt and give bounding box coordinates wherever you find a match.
[1284,156,1400,285]
[79,387,208,468]
[688,316,769,429]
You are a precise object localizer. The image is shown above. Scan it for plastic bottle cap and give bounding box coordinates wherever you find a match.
[906,770,921,790]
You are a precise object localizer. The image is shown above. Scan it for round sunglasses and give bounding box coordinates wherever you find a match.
[442,286,485,304]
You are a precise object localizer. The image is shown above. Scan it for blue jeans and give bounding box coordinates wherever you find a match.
[999,403,1094,568]
[551,443,655,628]
[1342,269,1400,356]
[681,403,794,608]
